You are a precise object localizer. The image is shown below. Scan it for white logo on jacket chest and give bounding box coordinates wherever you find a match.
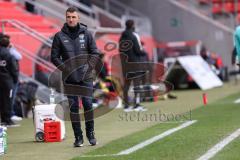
[79,34,85,43]
[79,34,86,48]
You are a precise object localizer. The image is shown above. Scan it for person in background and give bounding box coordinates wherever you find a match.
[0,34,19,126]
[200,45,226,80]
[234,26,240,66]
[8,37,23,121]
[0,33,23,122]
[119,19,147,112]
[232,47,237,65]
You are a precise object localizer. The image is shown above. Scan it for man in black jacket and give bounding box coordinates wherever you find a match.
[0,35,18,126]
[119,20,147,112]
[51,7,99,147]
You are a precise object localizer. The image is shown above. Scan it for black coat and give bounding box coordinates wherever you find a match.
[51,23,100,83]
[119,29,144,62]
[0,47,18,89]
[119,29,147,79]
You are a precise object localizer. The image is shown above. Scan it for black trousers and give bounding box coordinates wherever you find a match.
[0,87,12,123]
[67,81,94,138]
[123,76,142,108]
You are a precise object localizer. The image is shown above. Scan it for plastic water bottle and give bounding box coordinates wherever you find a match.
[0,127,4,155]
[3,127,7,154]
[49,88,55,104]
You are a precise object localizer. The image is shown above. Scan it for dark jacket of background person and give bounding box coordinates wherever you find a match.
[119,29,145,63]
[51,23,99,83]
[139,49,149,62]
[0,45,18,89]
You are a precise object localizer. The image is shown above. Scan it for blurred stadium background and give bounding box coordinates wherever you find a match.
[1,0,240,160]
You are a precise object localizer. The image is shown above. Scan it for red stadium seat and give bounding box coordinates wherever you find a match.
[0,1,17,8]
[223,1,235,14]
[237,1,240,13]
[212,2,223,15]
[0,13,44,21]
[0,1,59,76]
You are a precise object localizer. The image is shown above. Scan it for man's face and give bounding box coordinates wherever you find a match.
[66,11,79,27]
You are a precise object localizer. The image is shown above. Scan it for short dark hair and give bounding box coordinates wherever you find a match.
[125,19,134,29]
[0,35,10,47]
[66,7,78,14]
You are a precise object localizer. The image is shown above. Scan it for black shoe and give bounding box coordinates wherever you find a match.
[74,136,84,147]
[2,120,20,127]
[87,131,97,146]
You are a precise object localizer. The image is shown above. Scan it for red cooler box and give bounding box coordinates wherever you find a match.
[33,104,65,142]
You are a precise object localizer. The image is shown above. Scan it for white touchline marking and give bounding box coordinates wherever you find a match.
[234,98,240,104]
[117,120,197,155]
[197,128,240,160]
[80,154,117,158]
[80,120,197,158]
